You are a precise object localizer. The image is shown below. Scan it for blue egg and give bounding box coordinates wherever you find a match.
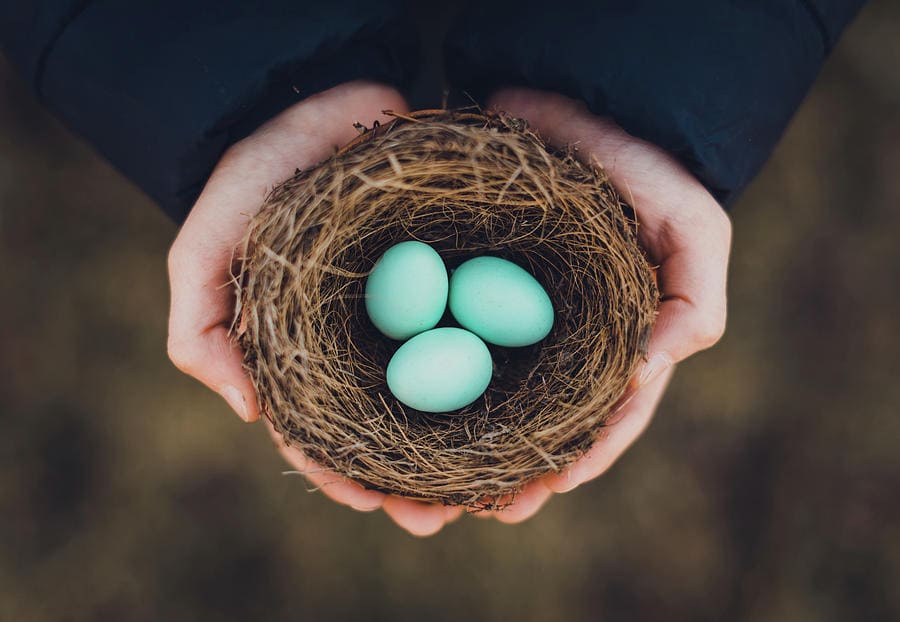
[365,241,448,340]
[386,327,493,413]
[449,256,554,347]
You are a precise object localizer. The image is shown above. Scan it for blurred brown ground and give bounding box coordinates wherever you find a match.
[1,3,899,621]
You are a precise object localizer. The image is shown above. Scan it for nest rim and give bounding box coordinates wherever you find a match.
[235,108,659,509]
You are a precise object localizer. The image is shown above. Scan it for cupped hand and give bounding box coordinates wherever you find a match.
[481,87,732,525]
[166,81,463,536]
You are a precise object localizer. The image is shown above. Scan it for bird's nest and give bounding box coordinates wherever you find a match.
[234,109,658,509]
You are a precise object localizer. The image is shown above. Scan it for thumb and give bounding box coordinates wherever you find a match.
[167,303,260,423]
[166,81,408,421]
[637,210,731,387]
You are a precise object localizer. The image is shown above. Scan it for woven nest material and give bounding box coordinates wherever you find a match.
[235,109,659,509]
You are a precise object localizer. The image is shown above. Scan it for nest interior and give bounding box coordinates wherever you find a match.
[235,110,659,508]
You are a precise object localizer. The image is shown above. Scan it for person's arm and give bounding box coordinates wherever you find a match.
[166,80,464,536]
[443,1,865,524]
[1,2,464,537]
[445,0,867,206]
[0,0,418,222]
[477,88,731,524]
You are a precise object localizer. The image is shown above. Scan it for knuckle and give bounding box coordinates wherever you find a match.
[711,206,733,241]
[715,205,733,231]
[693,313,727,349]
[219,135,255,164]
[166,335,195,372]
[166,242,185,276]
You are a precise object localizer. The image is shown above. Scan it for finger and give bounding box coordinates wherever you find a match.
[444,505,465,524]
[490,480,554,524]
[638,233,729,384]
[168,82,408,420]
[543,366,674,493]
[167,322,260,422]
[635,186,730,381]
[302,462,386,512]
[381,496,448,537]
[266,419,386,511]
[488,88,730,379]
[487,87,700,214]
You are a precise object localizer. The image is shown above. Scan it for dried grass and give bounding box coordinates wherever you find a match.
[235,110,658,508]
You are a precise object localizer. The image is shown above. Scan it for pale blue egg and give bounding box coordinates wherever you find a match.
[448,256,554,347]
[386,327,493,413]
[365,241,448,340]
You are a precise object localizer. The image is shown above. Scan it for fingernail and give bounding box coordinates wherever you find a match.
[559,469,581,493]
[350,501,383,512]
[552,468,581,493]
[349,492,385,512]
[639,353,672,387]
[221,385,249,422]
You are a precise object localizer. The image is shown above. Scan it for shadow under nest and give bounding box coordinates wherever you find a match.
[235,110,658,509]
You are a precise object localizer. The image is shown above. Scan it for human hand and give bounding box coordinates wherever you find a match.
[479,87,731,524]
[166,81,463,536]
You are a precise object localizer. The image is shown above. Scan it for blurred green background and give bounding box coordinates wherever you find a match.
[2,3,898,620]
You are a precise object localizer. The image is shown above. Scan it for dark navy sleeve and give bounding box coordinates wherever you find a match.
[0,1,418,222]
[444,0,867,207]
